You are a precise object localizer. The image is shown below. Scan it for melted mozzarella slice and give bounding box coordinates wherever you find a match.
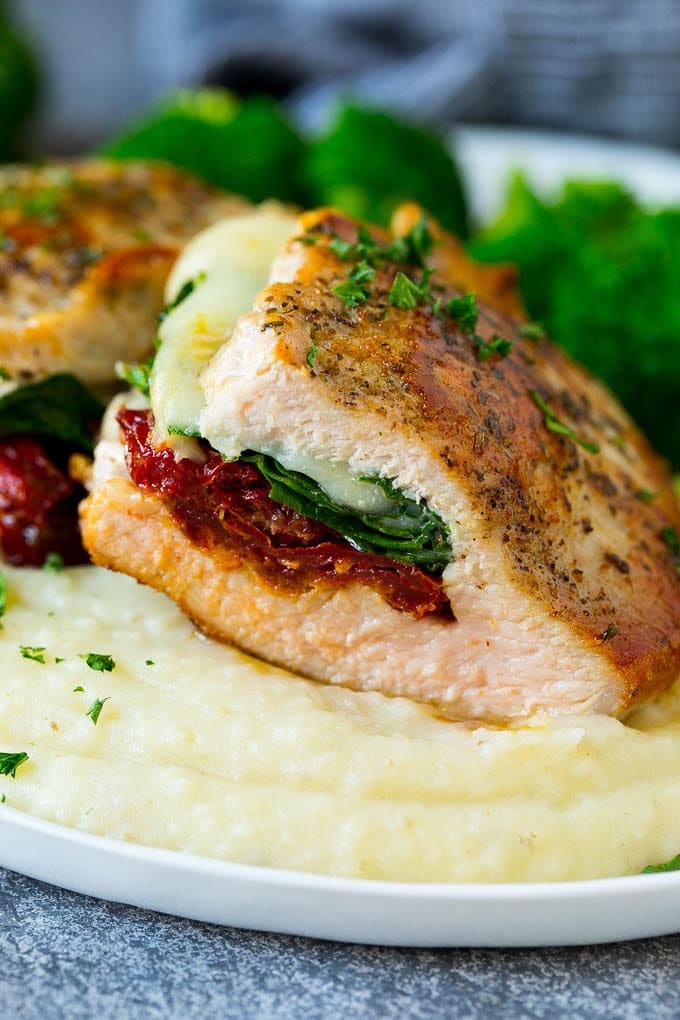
[150,204,298,444]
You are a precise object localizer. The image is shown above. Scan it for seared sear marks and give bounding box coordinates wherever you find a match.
[0,161,246,384]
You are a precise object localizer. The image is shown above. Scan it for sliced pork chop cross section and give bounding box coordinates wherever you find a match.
[83,206,680,721]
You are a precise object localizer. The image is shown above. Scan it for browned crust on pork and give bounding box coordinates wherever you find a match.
[0,160,247,383]
[254,207,680,709]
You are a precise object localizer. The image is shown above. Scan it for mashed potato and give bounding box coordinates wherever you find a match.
[1,562,680,883]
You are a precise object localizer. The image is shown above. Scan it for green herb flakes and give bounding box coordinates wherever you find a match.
[529,390,600,455]
[643,852,680,874]
[518,322,546,341]
[73,686,84,693]
[0,752,29,778]
[20,646,46,664]
[306,341,319,369]
[661,527,680,576]
[0,572,6,625]
[80,653,116,673]
[116,358,154,398]
[445,293,478,333]
[333,260,375,307]
[476,335,513,361]
[43,552,64,574]
[86,698,111,726]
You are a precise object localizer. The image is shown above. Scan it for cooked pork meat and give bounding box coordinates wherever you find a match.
[0,161,246,385]
[82,205,680,722]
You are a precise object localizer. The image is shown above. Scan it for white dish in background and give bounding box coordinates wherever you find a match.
[455,124,680,224]
[2,126,680,947]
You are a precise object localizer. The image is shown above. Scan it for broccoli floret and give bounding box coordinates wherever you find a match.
[0,2,39,160]
[470,174,680,466]
[303,105,468,237]
[102,90,307,205]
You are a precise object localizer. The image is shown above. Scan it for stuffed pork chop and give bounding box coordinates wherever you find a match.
[0,160,246,385]
[82,204,680,722]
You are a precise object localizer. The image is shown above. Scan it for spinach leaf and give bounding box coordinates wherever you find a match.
[241,452,452,573]
[0,374,103,452]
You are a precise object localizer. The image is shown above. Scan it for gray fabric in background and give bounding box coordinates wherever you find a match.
[11,0,680,151]
[136,0,680,144]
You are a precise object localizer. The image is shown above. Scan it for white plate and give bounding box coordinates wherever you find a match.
[4,803,680,947]
[3,126,680,947]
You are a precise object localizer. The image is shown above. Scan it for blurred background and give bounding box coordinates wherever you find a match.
[2,0,680,465]
[7,0,680,154]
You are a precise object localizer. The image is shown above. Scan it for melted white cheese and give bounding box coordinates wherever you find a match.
[261,444,394,514]
[150,205,298,444]
[2,563,680,882]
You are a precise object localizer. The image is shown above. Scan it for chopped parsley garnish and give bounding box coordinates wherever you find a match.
[306,340,319,369]
[443,293,510,360]
[387,268,435,310]
[332,260,375,307]
[636,488,657,504]
[21,186,64,224]
[385,215,433,267]
[0,752,29,778]
[642,852,680,874]
[20,646,46,664]
[662,526,680,557]
[661,527,680,576]
[518,322,546,341]
[600,623,618,642]
[43,552,64,574]
[73,686,84,693]
[116,357,154,398]
[529,390,600,455]
[388,271,423,310]
[0,366,10,381]
[86,698,111,726]
[326,218,433,270]
[80,653,116,673]
[476,335,513,361]
[329,235,360,261]
[326,216,436,308]
[0,572,6,626]
[297,230,322,247]
[311,219,508,363]
[398,214,433,266]
[145,660,155,666]
[445,293,478,333]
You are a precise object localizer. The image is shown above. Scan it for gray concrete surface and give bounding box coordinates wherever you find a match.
[0,867,679,1018]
